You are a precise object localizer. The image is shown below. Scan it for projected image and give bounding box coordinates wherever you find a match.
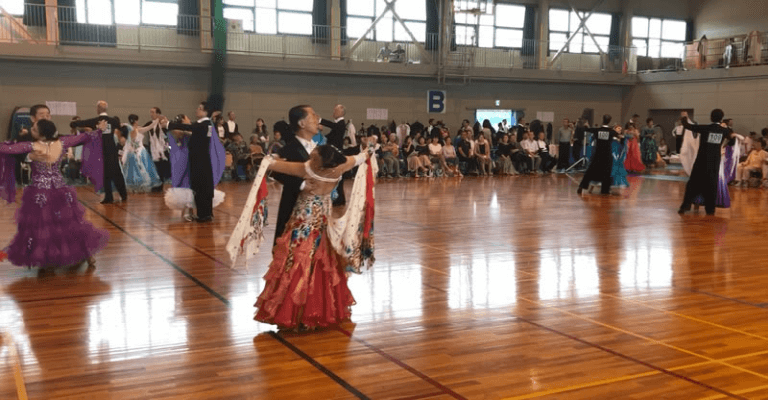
[475,109,515,130]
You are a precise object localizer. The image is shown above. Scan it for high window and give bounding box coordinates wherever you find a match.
[0,0,24,15]
[548,9,611,53]
[455,2,525,48]
[223,0,313,35]
[70,0,178,26]
[632,17,687,58]
[346,0,426,42]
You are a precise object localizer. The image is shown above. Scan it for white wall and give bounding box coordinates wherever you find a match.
[623,76,768,134]
[692,0,768,38]
[0,59,625,142]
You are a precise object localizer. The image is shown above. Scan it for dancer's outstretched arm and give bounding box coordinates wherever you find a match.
[268,152,369,179]
[267,158,308,179]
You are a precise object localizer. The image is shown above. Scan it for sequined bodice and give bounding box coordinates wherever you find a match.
[30,153,67,190]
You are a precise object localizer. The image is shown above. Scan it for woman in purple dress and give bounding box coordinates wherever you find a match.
[0,119,108,269]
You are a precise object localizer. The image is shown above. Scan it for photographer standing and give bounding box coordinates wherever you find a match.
[556,118,574,171]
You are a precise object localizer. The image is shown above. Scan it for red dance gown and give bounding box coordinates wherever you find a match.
[254,193,355,329]
[624,135,645,173]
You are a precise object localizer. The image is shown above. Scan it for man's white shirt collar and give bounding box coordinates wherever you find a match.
[198,117,211,123]
[297,136,315,153]
[334,117,344,123]
[99,112,108,116]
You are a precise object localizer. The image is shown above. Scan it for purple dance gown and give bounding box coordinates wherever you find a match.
[693,138,739,209]
[0,132,108,268]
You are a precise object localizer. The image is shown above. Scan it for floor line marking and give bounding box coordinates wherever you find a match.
[515,295,768,381]
[336,327,467,400]
[697,384,768,400]
[507,318,746,400]
[78,198,369,400]
[268,332,369,400]
[1,331,28,400]
[501,350,768,400]
[601,292,768,342]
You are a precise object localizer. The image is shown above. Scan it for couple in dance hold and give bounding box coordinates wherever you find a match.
[0,102,375,332]
[227,105,377,331]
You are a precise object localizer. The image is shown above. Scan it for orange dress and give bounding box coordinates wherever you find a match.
[624,134,645,173]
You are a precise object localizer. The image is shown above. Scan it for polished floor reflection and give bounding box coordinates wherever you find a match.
[2,172,768,399]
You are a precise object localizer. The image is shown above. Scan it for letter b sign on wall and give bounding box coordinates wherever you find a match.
[428,90,446,114]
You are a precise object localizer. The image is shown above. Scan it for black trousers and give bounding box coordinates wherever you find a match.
[195,190,213,219]
[103,168,128,202]
[680,174,718,214]
[675,135,683,154]
[557,142,571,169]
[154,160,171,182]
[459,155,477,173]
[579,159,612,194]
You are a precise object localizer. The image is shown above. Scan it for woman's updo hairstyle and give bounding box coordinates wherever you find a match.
[36,119,58,141]
[318,144,347,169]
[128,114,139,125]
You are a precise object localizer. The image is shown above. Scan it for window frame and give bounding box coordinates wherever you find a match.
[1,0,25,16]
[345,0,427,43]
[222,0,313,36]
[548,8,611,55]
[631,16,687,58]
[70,0,181,27]
[454,3,526,50]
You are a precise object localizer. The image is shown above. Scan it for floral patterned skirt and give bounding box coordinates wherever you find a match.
[254,194,355,329]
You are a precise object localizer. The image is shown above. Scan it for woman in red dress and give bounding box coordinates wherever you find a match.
[624,123,646,173]
[227,144,375,331]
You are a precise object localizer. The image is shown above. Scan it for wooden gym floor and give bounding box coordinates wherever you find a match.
[2,170,768,400]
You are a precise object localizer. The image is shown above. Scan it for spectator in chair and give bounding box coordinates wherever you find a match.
[734,138,768,187]
[414,136,434,177]
[475,134,493,176]
[227,133,250,182]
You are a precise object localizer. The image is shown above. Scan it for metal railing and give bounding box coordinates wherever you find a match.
[441,38,637,73]
[680,32,768,70]
[1,5,647,75]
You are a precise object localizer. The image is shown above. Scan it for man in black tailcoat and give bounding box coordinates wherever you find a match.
[577,114,616,196]
[161,101,216,222]
[320,104,349,206]
[678,109,735,215]
[273,105,320,246]
[71,100,127,204]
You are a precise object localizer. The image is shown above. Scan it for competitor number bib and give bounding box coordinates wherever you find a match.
[707,133,723,144]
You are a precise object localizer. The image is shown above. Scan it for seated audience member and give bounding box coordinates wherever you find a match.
[734,138,768,186]
[474,134,493,176]
[227,133,251,181]
[535,131,557,172]
[521,131,541,172]
[403,136,428,177]
[495,134,518,175]
[267,130,285,155]
[456,129,477,175]
[381,134,402,178]
[428,136,452,176]
[415,136,434,177]
[441,136,462,177]
[508,133,531,174]
[658,138,669,158]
